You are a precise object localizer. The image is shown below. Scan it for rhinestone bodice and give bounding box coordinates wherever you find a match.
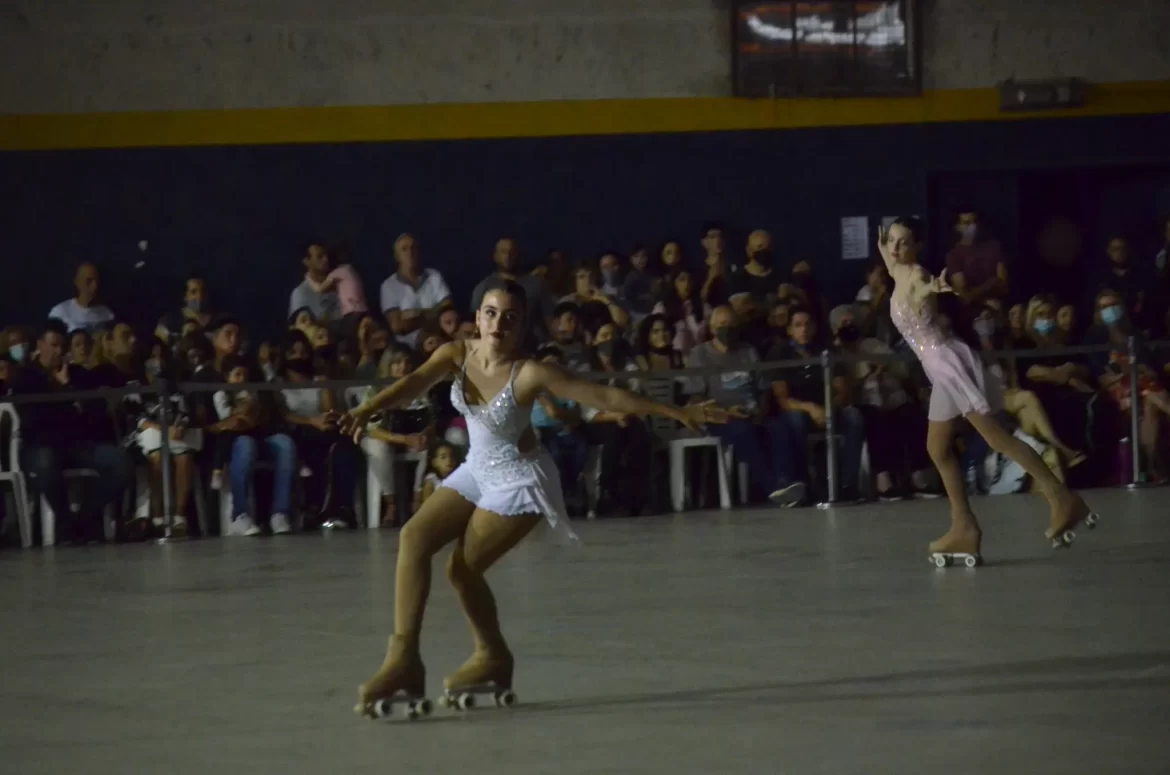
[449,359,538,488]
[890,290,947,355]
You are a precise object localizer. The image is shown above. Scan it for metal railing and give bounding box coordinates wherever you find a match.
[1,335,1154,539]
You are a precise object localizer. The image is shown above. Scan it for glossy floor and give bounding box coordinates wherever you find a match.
[2,489,1168,774]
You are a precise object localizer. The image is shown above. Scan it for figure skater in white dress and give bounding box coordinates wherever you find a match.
[878,217,1096,564]
[341,278,730,715]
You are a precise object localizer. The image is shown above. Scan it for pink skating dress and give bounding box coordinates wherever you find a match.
[889,276,1003,422]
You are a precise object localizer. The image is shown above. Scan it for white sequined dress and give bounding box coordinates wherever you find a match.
[440,359,578,542]
[889,269,1003,422]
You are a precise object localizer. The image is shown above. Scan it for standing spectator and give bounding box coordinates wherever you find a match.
[379,233,451,348]
[469,237,555,341]
[559,261,630,334]
[13,320,132,543]
[531,248,574,299]
[155,274,215,342]
[768,306,866,502]
[1091,236,1147,330]
[687,305,804,505]
[192,317,296,536]
[48,263,115,334]
[945,210,1009,308]
[729,229,778,306]
[288,242,340,324]
[303,242,369,318]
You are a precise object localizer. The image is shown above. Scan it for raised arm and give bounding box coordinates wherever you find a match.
[524,361,730,433]
[876,225,897,274]
[340,342,459,440]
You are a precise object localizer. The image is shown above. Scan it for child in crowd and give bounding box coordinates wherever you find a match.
[208,357,253,490]
[303,247,369,316]
[417,442,461,509]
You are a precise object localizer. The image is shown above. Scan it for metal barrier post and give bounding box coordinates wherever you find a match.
[156,379,177,539]
[1126,335,1143,489]
[820,349,838,507]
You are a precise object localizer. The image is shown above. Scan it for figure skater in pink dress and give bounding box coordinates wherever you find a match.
[878,217,1097,565]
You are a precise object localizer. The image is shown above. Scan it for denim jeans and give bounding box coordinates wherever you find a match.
[229,433,296,517]
[22,442,134,533]
[710,417,797,501]
[780,407,866,494]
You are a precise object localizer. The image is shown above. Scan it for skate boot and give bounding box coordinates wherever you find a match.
[355,634,433,721]
[439,647,517,711]
[928,527,983,568]
[1046,492,1099,549]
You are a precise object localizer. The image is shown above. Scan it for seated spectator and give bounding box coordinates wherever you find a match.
[1085,289,1170,480]
[636,313,686,403]
[1055,304,1079,344]
[687,305,804,506]
[621,245,659,321]
[944,209,1009,307]
[12,320,133,544]
[469,237,555,342]
[530,344,591,515]
[48,263,115,334]
[437,308,462,341]
[1006,303,1028,348]
[256,338,281,382]
[3,325,31,365]
[788,261,829,325]
[767,306,865,503]
[728,229,778,308]
[832,304,935,500]
[68,328,93,368]
[289,242,341,324]
[1091,236,1148,331]
[209,356,253,490]
[660,239,685,273]
[279,351,355,529]
[304,242,369,318]
[347,313,387,381]
[585,324,653,515]
[855,260,895,345]
[598,251,625,299]
[380,233,452,348]
[549,302,592,371]
[193,317,296,536]
[560,259,630,332]
[417,441,461,508]
[131,340,201,537]
[418,329,447,361]
[531,248,574,299]
[763,302,792,355]
[654,267,709,356]
[698,222,730,307]
[982,299,1085,471]
[155,274,215,343]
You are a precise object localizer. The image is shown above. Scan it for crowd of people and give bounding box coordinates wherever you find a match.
[2,210,1170,546]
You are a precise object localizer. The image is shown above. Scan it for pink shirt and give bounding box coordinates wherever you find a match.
[328,265,369,315]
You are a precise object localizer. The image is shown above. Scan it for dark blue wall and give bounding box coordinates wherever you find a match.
[2,113,1168,337]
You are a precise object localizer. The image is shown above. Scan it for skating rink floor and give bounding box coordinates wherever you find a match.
[3,488,1169,775]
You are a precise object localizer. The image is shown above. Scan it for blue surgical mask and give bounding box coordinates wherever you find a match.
[1101,305,1124,326]
[186,298,202,313]
[1033,318,1055,335]
[8,344,25,362]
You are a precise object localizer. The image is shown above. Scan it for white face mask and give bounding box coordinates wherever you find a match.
[261,363,277,381]
[961,224,978,240]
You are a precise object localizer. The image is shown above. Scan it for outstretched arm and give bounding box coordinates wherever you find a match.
[526,361,731,433]
[339,342,459,440]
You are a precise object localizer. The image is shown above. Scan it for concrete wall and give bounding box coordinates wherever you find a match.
[2,0,1168,114]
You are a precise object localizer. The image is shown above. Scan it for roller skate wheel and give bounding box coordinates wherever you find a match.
[932,554,949,568]
[372,699,393,718]
[1085,513,1099,529]
[415,698,434,717]
[457,692,475,711]
[404,705,419,721]
[494,690,517,708]
[963,555,979,568]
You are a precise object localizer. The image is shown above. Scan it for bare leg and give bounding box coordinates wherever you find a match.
[1004,389,1084,465]
[926,419,981,553]
[965,411,1089,538]
[444,509,542,690]
[355,487,476,715]
[147,452,163,517]
[173,453,193,518]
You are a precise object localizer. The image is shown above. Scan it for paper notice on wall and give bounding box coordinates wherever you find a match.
[841,216,870,260]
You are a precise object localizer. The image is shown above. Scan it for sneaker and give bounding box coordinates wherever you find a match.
[170,516,188,538]
[768,481,806,507]
[210,470,223,491]
[270,513,292,535]
[230,515,262,536]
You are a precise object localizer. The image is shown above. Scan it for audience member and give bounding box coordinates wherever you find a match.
[3,325,30,365]
[156,274,215,342]
[687,305,804,506]
[768,306,865,502]
[660,239,685,273]
[654,267,708,355]
[289,242,341,324]
[560,259,630,332]
[729,229,777,307]
[621,245,658,321]
[532,249,574,299]
[12,320,132,543]
[49,263,116,334]
[549,302,592,371]
[1092,236,1147,331]
[945,209,1009,307]
[699,222,730,307]
[380,233,452,348]
[417,441,461,508]
[469,237,554,341]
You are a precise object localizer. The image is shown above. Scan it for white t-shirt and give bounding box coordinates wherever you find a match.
[48,298,115,333]
[379,268,451,347]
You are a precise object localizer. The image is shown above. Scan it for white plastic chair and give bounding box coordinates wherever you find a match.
[0,403,33,548]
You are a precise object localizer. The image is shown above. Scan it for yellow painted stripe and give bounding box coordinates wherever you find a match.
[2,80,1168,151]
